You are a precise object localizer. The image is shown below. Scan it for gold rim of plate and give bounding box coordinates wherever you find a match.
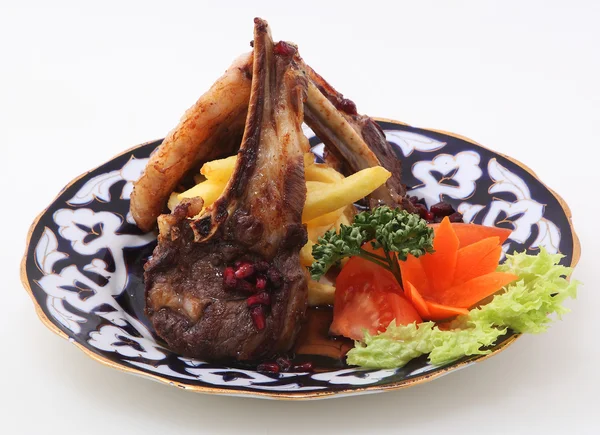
[19,119,581,400]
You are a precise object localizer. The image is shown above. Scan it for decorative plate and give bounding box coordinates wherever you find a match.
[21,119,579,400]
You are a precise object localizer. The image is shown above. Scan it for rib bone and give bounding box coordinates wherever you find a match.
[130,52,253,232]
[301,61,415,212]
[131,27,414,233]
[143,18,308,360]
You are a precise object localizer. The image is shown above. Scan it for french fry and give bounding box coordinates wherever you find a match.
[300,240,315,267]
[200,155,237,183]
[178,180,225,209]
[308,280,336,306]
[305,207,344,226]
[334,206,354,230]
[201,153,314,183]
[304,163,344,183]
[304,152,315,168]
[167,192,181,211]
[166,153,370,309]
[306,180,329,193]
[307,222,334,243]
[302,166,391,222]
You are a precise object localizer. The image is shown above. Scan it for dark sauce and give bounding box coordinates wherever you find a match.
[292,306,353,370]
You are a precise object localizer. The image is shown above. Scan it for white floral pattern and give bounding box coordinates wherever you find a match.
[311,368,398,385]
[88,325,166,360]
[459,158,562,253]
[308,129,446,161]
[25,125,573,396]
[409,151,483,208]
[384,130,446,157]
[67,157,148,205]
[35,208,154,339]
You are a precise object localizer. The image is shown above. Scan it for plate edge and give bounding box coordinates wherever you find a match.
[19,120,580,400]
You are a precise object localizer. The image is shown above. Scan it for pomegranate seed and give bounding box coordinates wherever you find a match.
[411,196,426,206]
[250,305,266,330]
[235,262,255,279]
[338,98,357,115]
[415,203,429,219]
[424,211,435,222]
[276,357,291,372]
[246,292,271,307]
[255,275,267,291]
[292,362,314,372]
[448,212,464,223]
[223,267,237,289]
[257,362,280,374]
[236,279,255,293]
[430,202,455,218]
[273,41,295,56]
[254,261,269,272]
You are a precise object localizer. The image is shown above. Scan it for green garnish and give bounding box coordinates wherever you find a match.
[346,248,580,369]
[309,206,434,285]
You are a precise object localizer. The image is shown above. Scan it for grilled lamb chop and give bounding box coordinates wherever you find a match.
[144,18,309,361]
[300,61,416,212]
[131,42,414,233]
[130,52,253,232]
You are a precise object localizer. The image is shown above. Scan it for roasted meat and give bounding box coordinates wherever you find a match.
[131,44,414,233]
[144,18,309,360]
[130,52,253,232]
[300,62,416,212]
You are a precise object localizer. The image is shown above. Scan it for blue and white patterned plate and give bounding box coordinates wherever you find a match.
[21,119,579,400]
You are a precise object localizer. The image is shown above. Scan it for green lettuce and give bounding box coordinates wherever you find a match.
[346,248,579,369]
[347,320,506,368]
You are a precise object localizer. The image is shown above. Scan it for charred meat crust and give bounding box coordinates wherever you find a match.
[130,52,253,232]
[300,59,416,212]
[131,45,415,234]
[144,18,308,361]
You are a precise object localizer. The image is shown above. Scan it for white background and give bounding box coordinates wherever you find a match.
[2,1,599,434]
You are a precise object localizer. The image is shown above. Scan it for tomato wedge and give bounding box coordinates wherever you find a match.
[330,257,421,340]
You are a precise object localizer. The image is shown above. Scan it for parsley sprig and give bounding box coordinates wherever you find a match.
[309,207,434,287]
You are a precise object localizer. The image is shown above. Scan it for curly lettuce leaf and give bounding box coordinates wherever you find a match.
[347,321,506,368]
[346,248,579,369]
[481,248,579,333]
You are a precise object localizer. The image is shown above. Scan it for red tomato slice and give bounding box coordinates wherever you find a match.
[330,257,422,340]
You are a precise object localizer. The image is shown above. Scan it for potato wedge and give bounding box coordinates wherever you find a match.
[304,163,344,183]
[300,240,315,267]
[167,192,181,211]
[200,155,237,183]
[307,222,334,243]
[302,166,391,222]
[305,207,344,227]
[308,280,336,306]
[306,180,329,193]
[334,206,354,230]
[178,180,225,209]
[304,152,315,168]
[201,153,314,184]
